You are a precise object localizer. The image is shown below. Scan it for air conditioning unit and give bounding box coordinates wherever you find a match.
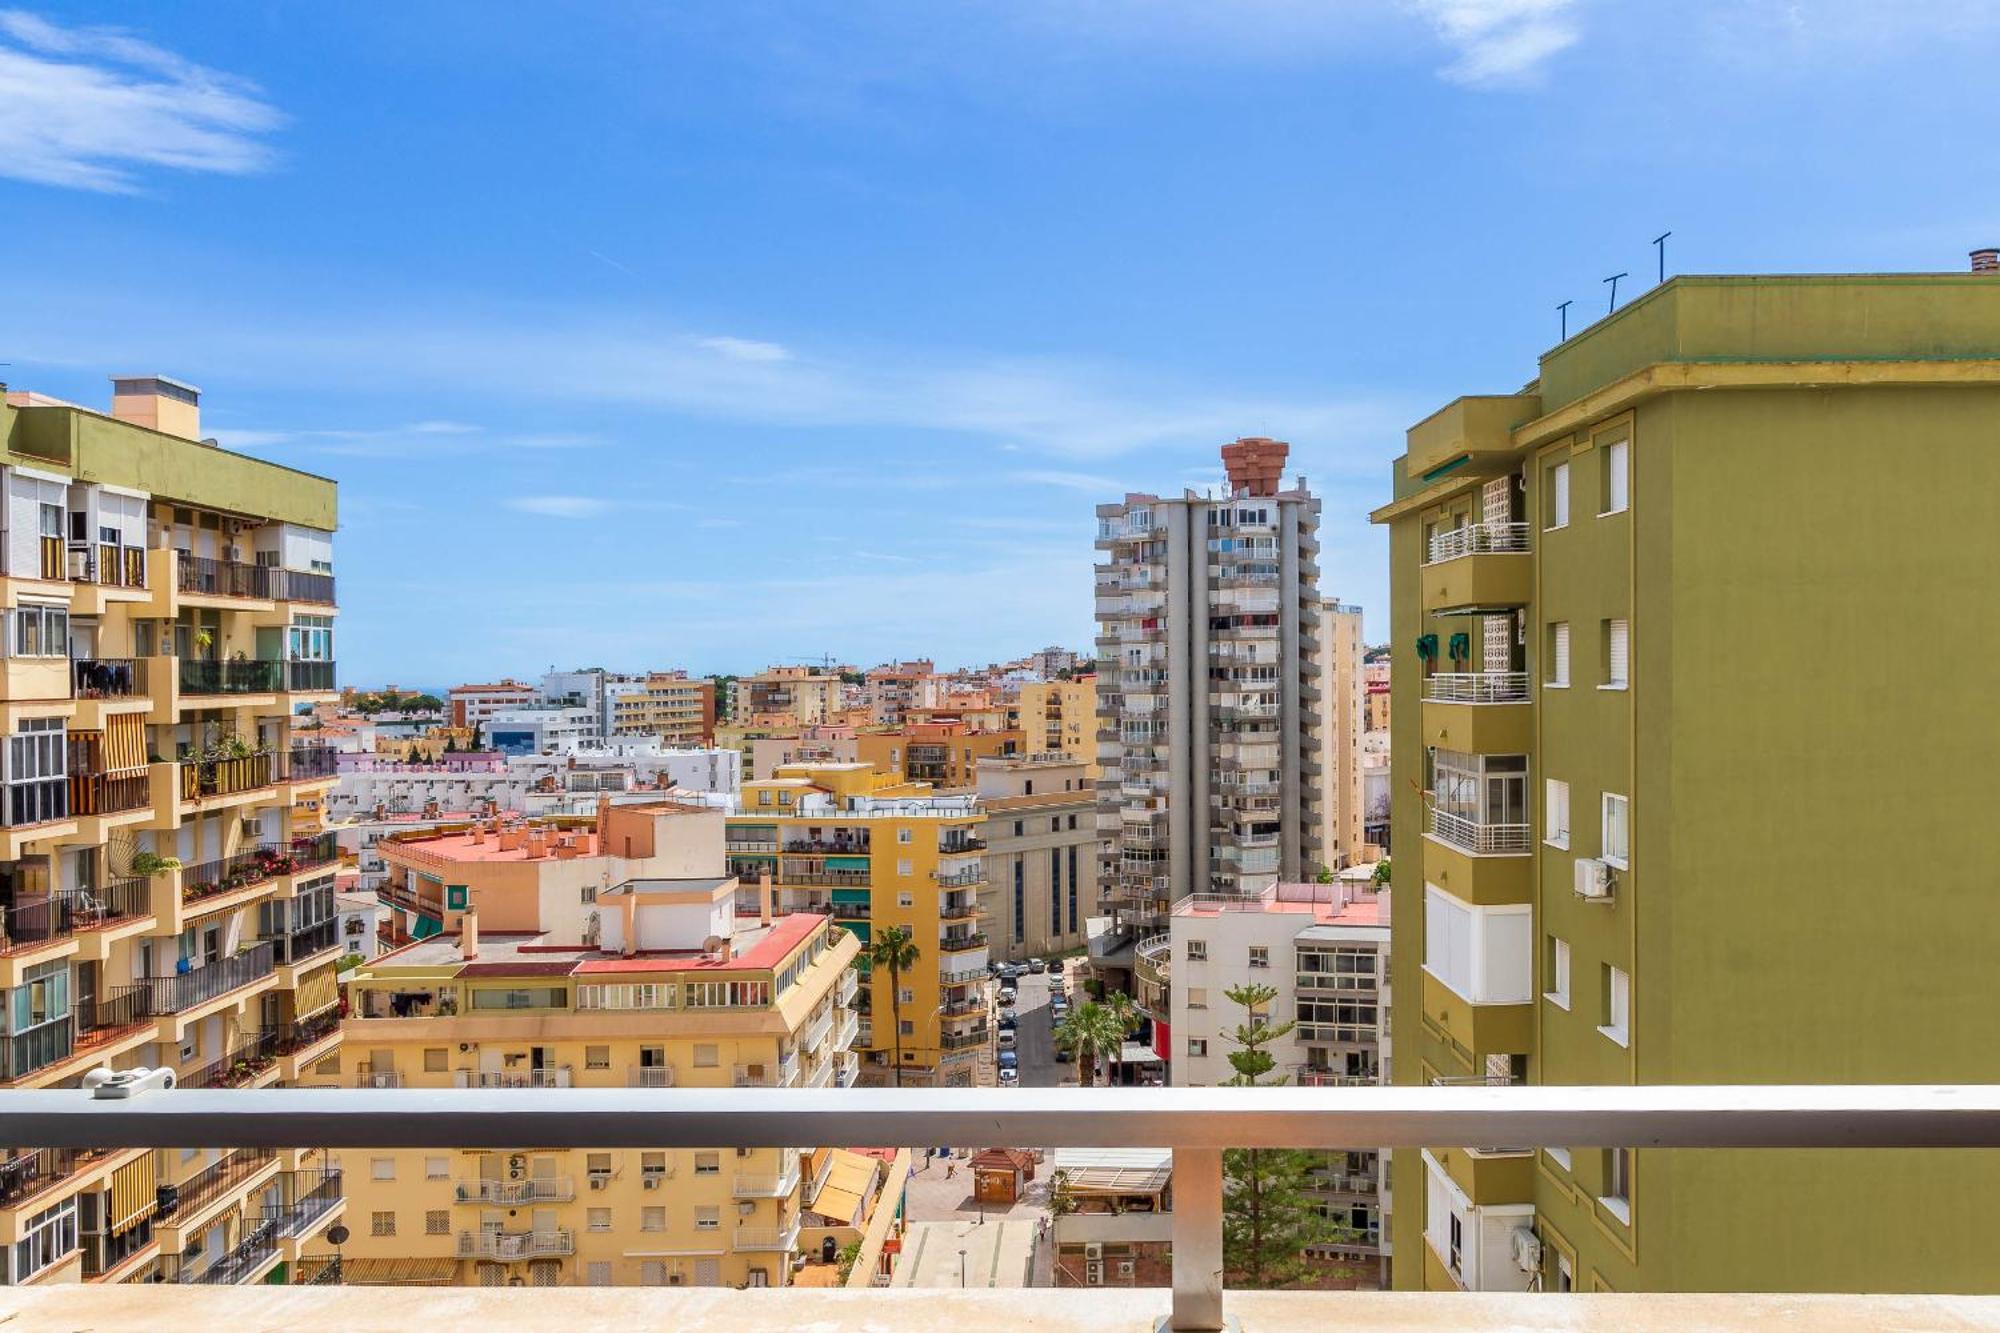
[643,1176,661,1190]
[1574,857,1614,901]
[737,1201,755,1216]
[1511,1226,1543,1274]
[507,1155,526,1180]
[1084,1242,1103,1261]
[589,1176,609,1191]
[1117,1260,1135,1277]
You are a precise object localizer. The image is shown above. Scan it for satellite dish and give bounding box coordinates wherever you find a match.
[702,935,725,954]
[326,1223,350,1246]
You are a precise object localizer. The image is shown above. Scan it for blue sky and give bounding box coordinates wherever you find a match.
[2,2,1997,686]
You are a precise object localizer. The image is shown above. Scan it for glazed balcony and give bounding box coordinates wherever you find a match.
[1420,521,1531,613]
[11,1086,1996,1330]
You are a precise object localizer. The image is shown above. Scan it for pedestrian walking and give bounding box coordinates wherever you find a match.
[946,1161,957,1181]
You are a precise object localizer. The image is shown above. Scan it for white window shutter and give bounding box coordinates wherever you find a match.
[1608,620,1629,686]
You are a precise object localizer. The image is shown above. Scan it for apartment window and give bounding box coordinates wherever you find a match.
[1188,987,1208,1009]
[641,1207,665,1232]
[425,1209,449,1235]
[9,603,67,658]
[1013,820,1024,836]
[694,1152,720,1175]
[371,1157,396,1181]
[588,1208,612,1232]
[1599,964,1631,1047]
[693,1044,719,1067]
[1601,1148,1632,1223]
[424,1048,448,1072]
[1067,814,1078,830]
[1187,1038,1208,1058]
[1544,459,1570,529]
[586,1261,612,1285]
[5,718,66,826]
[898,988,914,1005]
[1069,846,1079,934]
[588,1153,613,1183]
[694,1206,720,1231]
[1013,856,1025,945]
[897,828,912,844]
[425,1156,449,1180]
[1546,1147,1573,1172]
[899,1019,914,1036]
[371,1211,396,1237]
[897,892,913,908]
[11,1198,77,1283]
[585,1044,610,1070]
[896,859,912,877]
[642,1152,666,1181]
[1602,619,1629,689]
[1423,885,1533,1004]
[1602,793,1630,867]
[1051,847,1062,934]
[1545,622,1570,688]
[1544,779,1570,848]
[1600,439,1629,515]
[1546,936,1571,1010]
[1186,940,1207,962]
[1248,945,1269,969]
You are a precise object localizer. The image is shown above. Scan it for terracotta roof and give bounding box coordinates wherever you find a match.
[575,912,823,974]
[971,1148,1036,1172]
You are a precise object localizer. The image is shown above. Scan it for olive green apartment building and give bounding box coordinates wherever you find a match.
[1373,269,2000,1294]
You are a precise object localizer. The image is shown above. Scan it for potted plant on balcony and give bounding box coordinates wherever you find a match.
[130,851,182,877]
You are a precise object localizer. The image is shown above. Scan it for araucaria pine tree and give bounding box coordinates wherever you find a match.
[1219,981,1344,1287]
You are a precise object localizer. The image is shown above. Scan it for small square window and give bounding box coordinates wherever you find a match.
[897,829,912,844]
[694,1206,720,1230]
[424,1156,449,1180]
[1186,940,1207,962]
[695,1152,720,1175]
[1248,945,1269,969]
[641,1207,665,1232]
[371,1157,396,1181]
[589,1208,612,1231]
[1187,1038,1208,1057]
[425,1209,448,1235]
[693,1044,719,1068]
[423,1048,448,1073]
[585,1044,610,1070]
[371,1211,396,1237]
[1187,987,1207,1009]
[898,892,913,907]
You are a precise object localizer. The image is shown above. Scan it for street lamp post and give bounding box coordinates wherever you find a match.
[958,1247,967,1288]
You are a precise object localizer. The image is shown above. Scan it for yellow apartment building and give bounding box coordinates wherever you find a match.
[975,754,1099,961]
[725,763,988,1087]
[734,667,840,726]
[1016,676,1098,774]
[610,672,714,747]
[336,800,861,1287]
[0,374,346,1287]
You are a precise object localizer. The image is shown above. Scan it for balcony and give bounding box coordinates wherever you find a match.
[733,1216,802,1252]
[1422,672,1533,752]
[628,1065,675,1088]
[286,660,337,693]
[936,866,985,889]
[939,1027,990,1050]
[272,917,341,966]
[0,878,150,952]
[179,1030,279,1089]
[275,568,337,605]
[177,555,273,601]
[158,1221,280,1284]
[136,941,275,1014]
[285,744,340,783]
[68,768,150,818]
[68,541,148,590]
[454,1176,575,1205]
[938,932,988,954]
[1420,521,1531,613]
[179,751,275,802]
[0,1146,115,1207]
[1425,807,1530,856]
[734,1150,801,1198]
[10,1085,2000,1326]
[182,836,337,906]
[159,1147,280,1222]
[72,656,145,700]
[266,1168,344,1238]
[939,832,986,854]
[456,1228,574,1260]
[178,658,283,696]
[803,1006,834,1051]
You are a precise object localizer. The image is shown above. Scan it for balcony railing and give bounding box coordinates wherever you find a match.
[939,833,987,854]
[183,837,335,903]
[1424,671,1532,704]
[180,751,275,800]
[285,745,340,782]
[179,658,284,695]
[0,878,149,948]
[22,1086,2000,1328]
[733,1218,802,1252]
[287,660,337,692]
[178,555,272,600]
[628,1065,675,1088]
[72,657,144,700]
[160,1221,280,1284]
[454,1176,574,1205]
[936,866,985,888]
[456,1228,574,1259]
[938,932,988,953]
[1425,520,1530,564]
[266,1168,344,1237]
[272,917,340,966]
[0,1146,105,1207]
[181,1030,279,1089]
[276,568,337,605]
[135,941,275,1014]
[68,768,150,817]
[160,1147,279,1221]
[274,1010,340,1056]
[69,542,148,589]
[1425,807,1531,855]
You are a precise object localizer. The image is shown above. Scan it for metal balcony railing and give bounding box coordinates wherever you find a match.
[265,1168,343,1236]
[179,658,284,695]
[180,1031,279,1089]
[177,555,272,600]
[69,542,148,589]
[456,1227,574,1259]
[179,752,275,801]
[160,1220,279,1284]
[136,942,275,1014]
[628,1065,675,1088]
[285,745,340,782]
[1425,520,1530,564]
[1424,671,1532,704]
[454,1176,574,1205]
[72,657,144,699]
[159,1147,278,1220]
[20,1086,2000,1330]
[275,568,337,605]
[1425,807,1532,855]
[0,878,148,948]
[287,660,337,692]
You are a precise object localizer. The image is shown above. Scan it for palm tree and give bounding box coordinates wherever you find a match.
[865,926,920,1088]
[1054,1001,1124,1087]
[1096,990,1141,1088]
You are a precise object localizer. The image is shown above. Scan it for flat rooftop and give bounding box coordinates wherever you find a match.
[367,910,820,976]
[1173,883,1383,927]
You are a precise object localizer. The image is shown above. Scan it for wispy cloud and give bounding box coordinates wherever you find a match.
[1404,0,1579,86]
[208,420,599,458]
[699,335,792,364]
[0,10,283,192]
[1011,469,1125,493]
[504,495,613,519]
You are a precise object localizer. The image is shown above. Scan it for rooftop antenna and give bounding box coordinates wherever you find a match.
[1653,231,1672,285]
[1604,272,1629,315]
[1557,300,1573,342]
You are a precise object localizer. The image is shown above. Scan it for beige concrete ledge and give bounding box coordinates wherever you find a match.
[0,1288,1996,1331]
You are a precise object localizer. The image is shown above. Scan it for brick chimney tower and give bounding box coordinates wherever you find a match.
[1221,436,1289,497]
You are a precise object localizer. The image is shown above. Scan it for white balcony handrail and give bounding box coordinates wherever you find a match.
[1425,806,1532,855]
[1425,520,1529,564]
[1423,671,1531,705]
[13,1086,2000,1332]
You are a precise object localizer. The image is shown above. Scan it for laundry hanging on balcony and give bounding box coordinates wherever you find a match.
[1447,631,1472,665]
[1415,633,1439,662]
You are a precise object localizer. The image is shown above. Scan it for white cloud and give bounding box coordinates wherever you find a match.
[1405,0,1579,86]
[504,496,613,519]
[699,335,792,364]
[0,10,282,192]
[1011,469,1125,493]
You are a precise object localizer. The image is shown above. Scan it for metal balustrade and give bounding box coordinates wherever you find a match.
[1425,806,1532,855]
[1425,520,1530,564]
[136,942,275,1014]
[14,1086,2000,1330]
[1423,671,1532,704]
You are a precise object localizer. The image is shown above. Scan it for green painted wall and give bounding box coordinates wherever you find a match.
[1385,277,2000,1294]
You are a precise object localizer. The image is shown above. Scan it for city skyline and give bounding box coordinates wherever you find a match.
[5,4,2000,681]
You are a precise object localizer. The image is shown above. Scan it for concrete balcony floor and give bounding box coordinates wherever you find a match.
[0,1288,1994,1331]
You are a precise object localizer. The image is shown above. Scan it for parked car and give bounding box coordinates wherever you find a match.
[997,987,1018,1007]
[998,1067,1020,1085]
[997,963,1023,981]
[997,1029,1017,1050]
[998,1049,1019,1068]
[1027,958,1047,974]
[1054,1047,1072,1063]
[1048,958,1066,975]
[998,1013,1017,1031]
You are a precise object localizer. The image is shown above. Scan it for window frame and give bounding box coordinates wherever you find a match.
[1599,439,1630,516]
[1601,793,1630,869]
